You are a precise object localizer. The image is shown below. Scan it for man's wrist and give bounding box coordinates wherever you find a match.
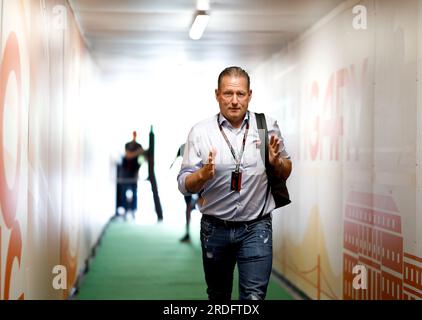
[278,157,285,171]
[197,168,205,183]
[198,167,210,183]
[270,156,282,168]
[271,157,284,177]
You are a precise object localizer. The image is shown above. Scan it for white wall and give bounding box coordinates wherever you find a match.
[0,0,114,299]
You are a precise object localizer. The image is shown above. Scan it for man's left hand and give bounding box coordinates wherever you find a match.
[268,135,281,167]
[268,135,292,180]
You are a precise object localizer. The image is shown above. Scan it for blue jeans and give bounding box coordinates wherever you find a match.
[200,214,273,300]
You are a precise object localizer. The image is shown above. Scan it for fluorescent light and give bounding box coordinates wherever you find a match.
[189,12,210,40]
[196,0,210,11]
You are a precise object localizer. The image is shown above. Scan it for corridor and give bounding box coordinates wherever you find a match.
[1,0,421,302]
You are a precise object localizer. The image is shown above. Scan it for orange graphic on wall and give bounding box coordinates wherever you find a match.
[343,191,421,300]
[276,207,341,300]
[0,31,24,300]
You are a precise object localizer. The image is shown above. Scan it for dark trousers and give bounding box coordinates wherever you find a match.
[121,182,138,211]
[116,163,139,214]
[200,214,273,300]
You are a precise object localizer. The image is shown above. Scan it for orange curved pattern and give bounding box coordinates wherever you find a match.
[0,32,22,229]
[4,221,22,300]
[0,31,24,300]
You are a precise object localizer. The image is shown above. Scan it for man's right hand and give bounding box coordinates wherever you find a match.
[200,150,216,181]
[185,149,216,194]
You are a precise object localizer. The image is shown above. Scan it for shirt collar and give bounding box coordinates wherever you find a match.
[218,111,250,129]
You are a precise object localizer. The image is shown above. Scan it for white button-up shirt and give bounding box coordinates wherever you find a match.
[177,111,290,221]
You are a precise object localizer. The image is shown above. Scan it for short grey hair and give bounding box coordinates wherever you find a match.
[218,66,250,90]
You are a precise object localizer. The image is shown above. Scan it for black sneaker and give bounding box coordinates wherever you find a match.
[179,234,190,243]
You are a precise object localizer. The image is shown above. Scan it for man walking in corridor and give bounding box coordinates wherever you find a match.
[121,131,145,218]
[177,66,292,300]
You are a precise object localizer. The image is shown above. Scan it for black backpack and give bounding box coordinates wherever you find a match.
[255,113,291,211]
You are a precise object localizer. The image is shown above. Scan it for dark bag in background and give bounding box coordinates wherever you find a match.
[255,113,291,209]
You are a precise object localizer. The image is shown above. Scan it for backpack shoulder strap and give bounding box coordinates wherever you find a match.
[255,112,271,217]
[255,113,269,168]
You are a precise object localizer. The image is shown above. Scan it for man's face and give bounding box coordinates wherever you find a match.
[215,75,252,128]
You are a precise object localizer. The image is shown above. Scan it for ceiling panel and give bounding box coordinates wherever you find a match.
[69,0,346,74]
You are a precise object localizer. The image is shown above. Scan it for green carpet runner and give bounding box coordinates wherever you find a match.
[76,219,293,300]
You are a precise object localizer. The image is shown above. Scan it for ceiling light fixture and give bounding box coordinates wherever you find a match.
[189,10,210,40]
[196,0,210,11]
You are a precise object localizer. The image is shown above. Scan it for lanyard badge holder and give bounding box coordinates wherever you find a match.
[218,114,249,192]
[231,164,242,192]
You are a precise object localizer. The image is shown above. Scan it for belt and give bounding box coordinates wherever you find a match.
[202,213,271,228]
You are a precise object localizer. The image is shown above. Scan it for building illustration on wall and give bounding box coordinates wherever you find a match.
[343,191,422,300]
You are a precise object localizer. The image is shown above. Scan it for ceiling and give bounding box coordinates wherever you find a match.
[69,0,345,75]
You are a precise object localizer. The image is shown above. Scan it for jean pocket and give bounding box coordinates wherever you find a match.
[200,220,215,240]
[245,217,272,233]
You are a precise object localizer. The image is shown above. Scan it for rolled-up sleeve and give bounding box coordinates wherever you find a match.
[177,128,203,196]
[267,116,290,159]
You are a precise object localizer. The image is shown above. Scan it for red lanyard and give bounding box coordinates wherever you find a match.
[217,114,250,171]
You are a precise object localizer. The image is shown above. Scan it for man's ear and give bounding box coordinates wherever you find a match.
[248,89,253,102]
[215,88,219,101]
